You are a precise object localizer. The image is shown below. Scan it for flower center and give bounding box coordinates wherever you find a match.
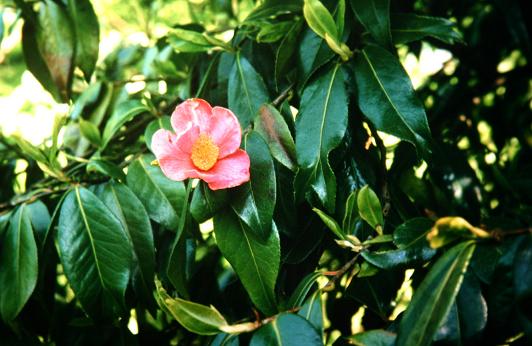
[190,133,219,171]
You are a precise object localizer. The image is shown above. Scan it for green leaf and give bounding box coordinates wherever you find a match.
[21,19,61,101]
[342,190,360,234]
[287,271,323,309]
[254,104,297,171]
[0,206,38,322]
[67,0,99,80]
[353,44,432,157]
[294,63,348,212]
[156,279,227,335]
[231,131,276,239]
[190,181,228,224]
[102,100,149,149]
[79,118,102,147]
[228,53,270,128]
[357,185,384,234]
[57,187,132,318]
[335,0,346,37]
[347,330,396,346]
[361,218,435,269]
[168,27,229,53]
[250,313,322,346]
[391,13,464,45]
[0,211,10,238]
[145,116,172,151]
[350,0,393,50]
[303,0,338,40]
[397,241,476,346]
[214,211,280,315]
[297,28,335,91]
[0,9,4,47]
[36,0,76,101]
[427,216,490,249]
[298,291,323,335]
[275,19,303,88]
[312,208,345,239]
[93,182,155,309]
[86,158,126,181]
[25,200,51,250]
[126,154,185,230]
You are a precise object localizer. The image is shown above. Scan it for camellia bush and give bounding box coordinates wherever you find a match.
[1,0,531,345]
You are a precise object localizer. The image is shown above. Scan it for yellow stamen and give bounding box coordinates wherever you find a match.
[190,134,219,171]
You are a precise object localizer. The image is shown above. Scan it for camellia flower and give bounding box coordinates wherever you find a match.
[152,98,250,190]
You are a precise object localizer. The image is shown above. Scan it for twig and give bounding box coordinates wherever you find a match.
[323,253,360,291]
[272,83,294,107]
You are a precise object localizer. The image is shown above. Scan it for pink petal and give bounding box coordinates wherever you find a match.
[151,129,199,181]
[176,125,200,154]
[171,98,213,136]
[197,149,250,190]
[208,106,242,158]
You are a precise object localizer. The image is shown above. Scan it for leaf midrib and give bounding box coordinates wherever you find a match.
[75,187,107,291]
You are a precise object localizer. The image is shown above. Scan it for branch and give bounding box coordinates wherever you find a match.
[272,83,294,107]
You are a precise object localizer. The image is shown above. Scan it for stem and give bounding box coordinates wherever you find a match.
[272,83,294,107]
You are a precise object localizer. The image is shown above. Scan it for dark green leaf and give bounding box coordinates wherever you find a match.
[190,182,228,224]
[357,185,383,234]
[126,154,185,230]
[362,218,436,269]
[298,291,323,335]
[312,208,345,239]
[297,28,335,90]
[353,44,431,157]
[25,200,51,250]
[231,131,276,239]
[350,0,393,50]
[287,271,322,309]
[514,236,532,334]
[214,211,280,315]
[93,182,155,308]
[343,189,359,234]
[294,63,348,212]
[275,19,303,87]
[57,187,132,318]
[250,313,322,346]
[347,330,396,346]
[102,100,150,148]
[86,158,126,181]
[397,241,476,346]
[391,13,464,45]
[67,0,99,80]
[254,104,297,171]
[36,0,76,101]
[145,116,172,151]
[228,53,270,128]
[0,205,38,322]
[456,273,487,340]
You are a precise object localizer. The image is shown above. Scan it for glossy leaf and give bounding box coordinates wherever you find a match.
[228,53,270,128]
[79,118,102,147]
[362,218,436,269]
[343,190,359,234]
[93,182,155,307]
[287,271,323,309]
[57,187,132,318]
[294,63,348,212]
[312,208,345,239]
[391,13,464,45]
[126,154,185,230]
[350,0,393,50]
[168,27,229,53]
[298,291,323,335]
[25,200,51,250]
[254,104,297,171]
[102,100,149,148]
[190,181,228,224]
[86,158,126,181]
[347,330,396,346]
[67,0,99,80]
[397,241,476,346]
[297,28,335,90]
[231,131,276,239]
[214,211,280,315]
[250,313,322,346]
[156,280,228,335]
[353,44,431,157]
[427,216,490,249]
[0,206,38,322]
[303,0,338,41]
[357,185,384,234]
[36,0,76,101]
[275,19,303,87]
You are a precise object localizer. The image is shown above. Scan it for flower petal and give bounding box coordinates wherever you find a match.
[198,149,250,190]
[171,98,212,136]
[152,129,199,181]
[208,106,242,158]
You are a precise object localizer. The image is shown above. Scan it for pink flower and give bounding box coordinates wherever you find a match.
[152,98,250,190]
